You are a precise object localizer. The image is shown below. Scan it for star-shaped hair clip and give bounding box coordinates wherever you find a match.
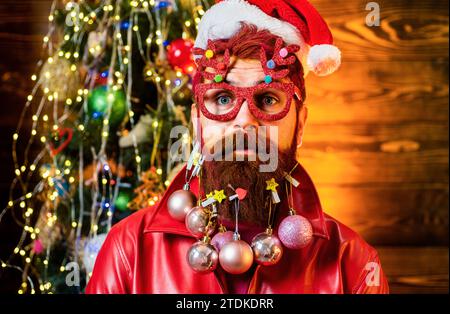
[266,178,280,203]
[201,189,226,207]
[201,189,227,219]
[213,189,227,203]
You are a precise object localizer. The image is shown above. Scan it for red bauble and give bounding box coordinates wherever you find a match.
[167,38,195,74]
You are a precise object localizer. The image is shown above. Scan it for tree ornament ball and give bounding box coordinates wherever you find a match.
[185,206,210,238]
[211,230,234,251]
[219,239,254,274]
[167,189,196,221]
[251,232,283,266]
[39,55,79,100]
[166,38,195,74]
[83,233,108,275]
[186,240,219,273]
[87,85,127,126]
[114,189,132,212]
[278,214,313,249]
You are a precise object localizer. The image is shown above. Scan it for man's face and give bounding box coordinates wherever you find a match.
[192,58,308,158]
[191,57,308,225]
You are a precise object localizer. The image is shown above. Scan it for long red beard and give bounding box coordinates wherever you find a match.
[201,135,297,227]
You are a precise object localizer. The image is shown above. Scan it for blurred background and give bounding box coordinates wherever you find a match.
[0,0,448,293]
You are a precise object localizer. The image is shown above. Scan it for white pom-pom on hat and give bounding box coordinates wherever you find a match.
[307,44,341,77]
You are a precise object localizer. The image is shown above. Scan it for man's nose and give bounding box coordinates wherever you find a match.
[232,100,259,130]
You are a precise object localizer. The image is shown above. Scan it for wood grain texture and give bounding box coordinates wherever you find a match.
[305,61,448,124]
[377,246,449,293]
[300,0,448,247]
[320,185,448,245]
[0,0,49,68]
[313,0,449,61]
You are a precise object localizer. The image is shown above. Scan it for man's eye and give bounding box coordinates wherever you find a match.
[216,95,232,106]
[261,95,278,106]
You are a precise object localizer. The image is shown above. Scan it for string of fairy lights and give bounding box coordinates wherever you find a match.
[0,0,210,294]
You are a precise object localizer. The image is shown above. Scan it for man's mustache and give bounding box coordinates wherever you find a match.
[205,130,277,160]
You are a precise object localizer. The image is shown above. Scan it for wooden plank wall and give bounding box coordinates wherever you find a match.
[300,0,449,293]
[0,0,448,293]
[301,0,449,246]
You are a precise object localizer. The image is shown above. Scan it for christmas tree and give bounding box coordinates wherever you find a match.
[0,0,211,294]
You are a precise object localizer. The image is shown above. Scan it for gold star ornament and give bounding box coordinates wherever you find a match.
[265,178,279,192]
[266,178,280,203]
[213,189,226,203]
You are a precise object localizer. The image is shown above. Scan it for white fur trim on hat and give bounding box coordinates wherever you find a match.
[195,0,305,46]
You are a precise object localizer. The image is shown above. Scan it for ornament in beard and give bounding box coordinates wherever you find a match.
[201,131,297,227]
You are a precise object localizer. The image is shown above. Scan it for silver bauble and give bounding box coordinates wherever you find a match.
[251,231,283,266]
[186,240,219,273]
[167,189,196,221]
[185,206,210,237]
[219,239,254,274]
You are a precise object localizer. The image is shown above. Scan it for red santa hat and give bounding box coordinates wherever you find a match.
[194,0,341,76]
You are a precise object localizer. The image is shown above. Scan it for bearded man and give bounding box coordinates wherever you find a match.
[86,0,389,294]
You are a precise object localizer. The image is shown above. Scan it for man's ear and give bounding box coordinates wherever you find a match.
[296,105,308,147]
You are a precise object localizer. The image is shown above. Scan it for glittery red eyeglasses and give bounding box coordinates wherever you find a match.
[193,38,303,122]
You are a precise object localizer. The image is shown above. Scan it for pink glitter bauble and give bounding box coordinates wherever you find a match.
[211,231,234,251]
[277,215,313,249]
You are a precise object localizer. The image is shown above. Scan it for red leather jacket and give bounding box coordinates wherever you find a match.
[86,164,389,294]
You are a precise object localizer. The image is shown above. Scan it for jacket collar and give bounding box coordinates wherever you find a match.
[143,163,330,240]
